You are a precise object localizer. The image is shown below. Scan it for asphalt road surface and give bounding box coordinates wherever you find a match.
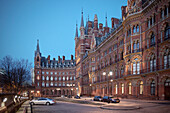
[32,101,170,113]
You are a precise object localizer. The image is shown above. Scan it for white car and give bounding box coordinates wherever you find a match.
[30,98,56,105]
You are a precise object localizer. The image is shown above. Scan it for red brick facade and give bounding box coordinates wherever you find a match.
[34,40,76,97]
[75,0,170,100]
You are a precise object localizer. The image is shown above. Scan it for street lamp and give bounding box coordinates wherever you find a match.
[103,72,106,76]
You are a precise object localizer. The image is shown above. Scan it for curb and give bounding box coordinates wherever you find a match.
[100,106,141,110]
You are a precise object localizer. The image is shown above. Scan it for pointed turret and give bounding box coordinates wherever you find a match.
[105,13,108,27]
[37,39,40,52]
[80,9,85,36]
[80,9,84,27]
[104,13,109,35]
[35,39,41,57]
[75,23,78,38]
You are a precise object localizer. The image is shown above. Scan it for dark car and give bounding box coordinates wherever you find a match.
[93,96,102,101]
[74,95,80,99]
[67,95,72,98]
[101,96,120,103]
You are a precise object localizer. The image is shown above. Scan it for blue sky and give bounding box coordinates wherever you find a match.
[0,0,127,66]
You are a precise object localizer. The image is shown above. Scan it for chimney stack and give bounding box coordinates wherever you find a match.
[47,55,50,60]
[63,56,65,61]
[99,23,103,29]
[111,17,119,28]
[71,55,73,60]
[58,56,60,62]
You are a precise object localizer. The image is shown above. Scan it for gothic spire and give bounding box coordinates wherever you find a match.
[105,13,108,27]
[37,39,40,52]
[80,9,84,27]
[75,22,78,37]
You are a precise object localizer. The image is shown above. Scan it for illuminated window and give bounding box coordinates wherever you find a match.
[42,76,45,80]
[140,81,143,95]
[50,82,53,86]
[37,76,40,80]
[115,84,118,94]
[55,77,57,81]
[42,82,45,87]
[46,83,49,87]
[46,72,49,74]
[42,71,44,74]
[46,76,49,81]
[129,83,132,94]
[50,76,53,81]
[121,83,124,94]
[63,77,65,81]
[59,77,61,81]
[51,72,53,75]
[55,72,57,75]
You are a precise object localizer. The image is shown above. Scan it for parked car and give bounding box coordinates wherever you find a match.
[101,96,120,103]
[93,96,102,101]
[67,95,72,98]
[74,95,80,99]
[30,98,56,105]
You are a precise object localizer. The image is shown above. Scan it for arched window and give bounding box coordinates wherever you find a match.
[150,33,155,46]
[50,76,53,81]
[136,25,139,32]
[151,80,155,95]
[133,58,140,74]
[133,26,136,33]
[136,41,139,50]
[165,24,170,40]
[150,54,156,72]
[140,81,143,95]
[121,83,124,94]
[120,66,124,76]
[46,76,49,81]
[129,83,132,94]
[63,76,65,81]
[133,42,136,50]
[115,84,118,94]
[164,49,170,69]
[42,76,45,80]
[37,57,39,61]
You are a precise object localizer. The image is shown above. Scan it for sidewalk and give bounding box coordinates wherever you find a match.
[17,100,31,113]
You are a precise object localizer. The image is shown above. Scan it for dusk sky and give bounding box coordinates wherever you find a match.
[0,0,127,66]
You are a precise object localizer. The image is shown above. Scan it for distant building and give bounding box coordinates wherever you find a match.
[34,40,76,97]
[75,0,170,100]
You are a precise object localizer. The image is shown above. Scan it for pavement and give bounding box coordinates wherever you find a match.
[16,97,170,113]
[17,100,31,113]
[55,96,170,110]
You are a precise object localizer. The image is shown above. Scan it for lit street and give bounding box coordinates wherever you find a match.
[32,99,170,113]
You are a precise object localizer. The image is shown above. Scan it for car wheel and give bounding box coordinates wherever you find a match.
[30,102,34,105]
[46,102,50,106]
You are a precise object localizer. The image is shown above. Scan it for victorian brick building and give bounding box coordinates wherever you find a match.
[34,0,170,100]
[33,40,76,97]
[75,0,170,100]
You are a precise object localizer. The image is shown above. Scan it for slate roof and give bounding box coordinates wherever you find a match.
[41,57,75,68]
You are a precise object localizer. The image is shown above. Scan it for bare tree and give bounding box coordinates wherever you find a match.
[0,56,32,93]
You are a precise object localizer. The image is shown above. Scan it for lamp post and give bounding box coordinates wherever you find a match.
[89,84,92,97]
[102,72,106,96]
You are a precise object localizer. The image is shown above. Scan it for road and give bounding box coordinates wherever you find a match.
[32,100,170,113]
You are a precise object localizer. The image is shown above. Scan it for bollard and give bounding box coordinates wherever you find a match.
[30,103,33,113]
